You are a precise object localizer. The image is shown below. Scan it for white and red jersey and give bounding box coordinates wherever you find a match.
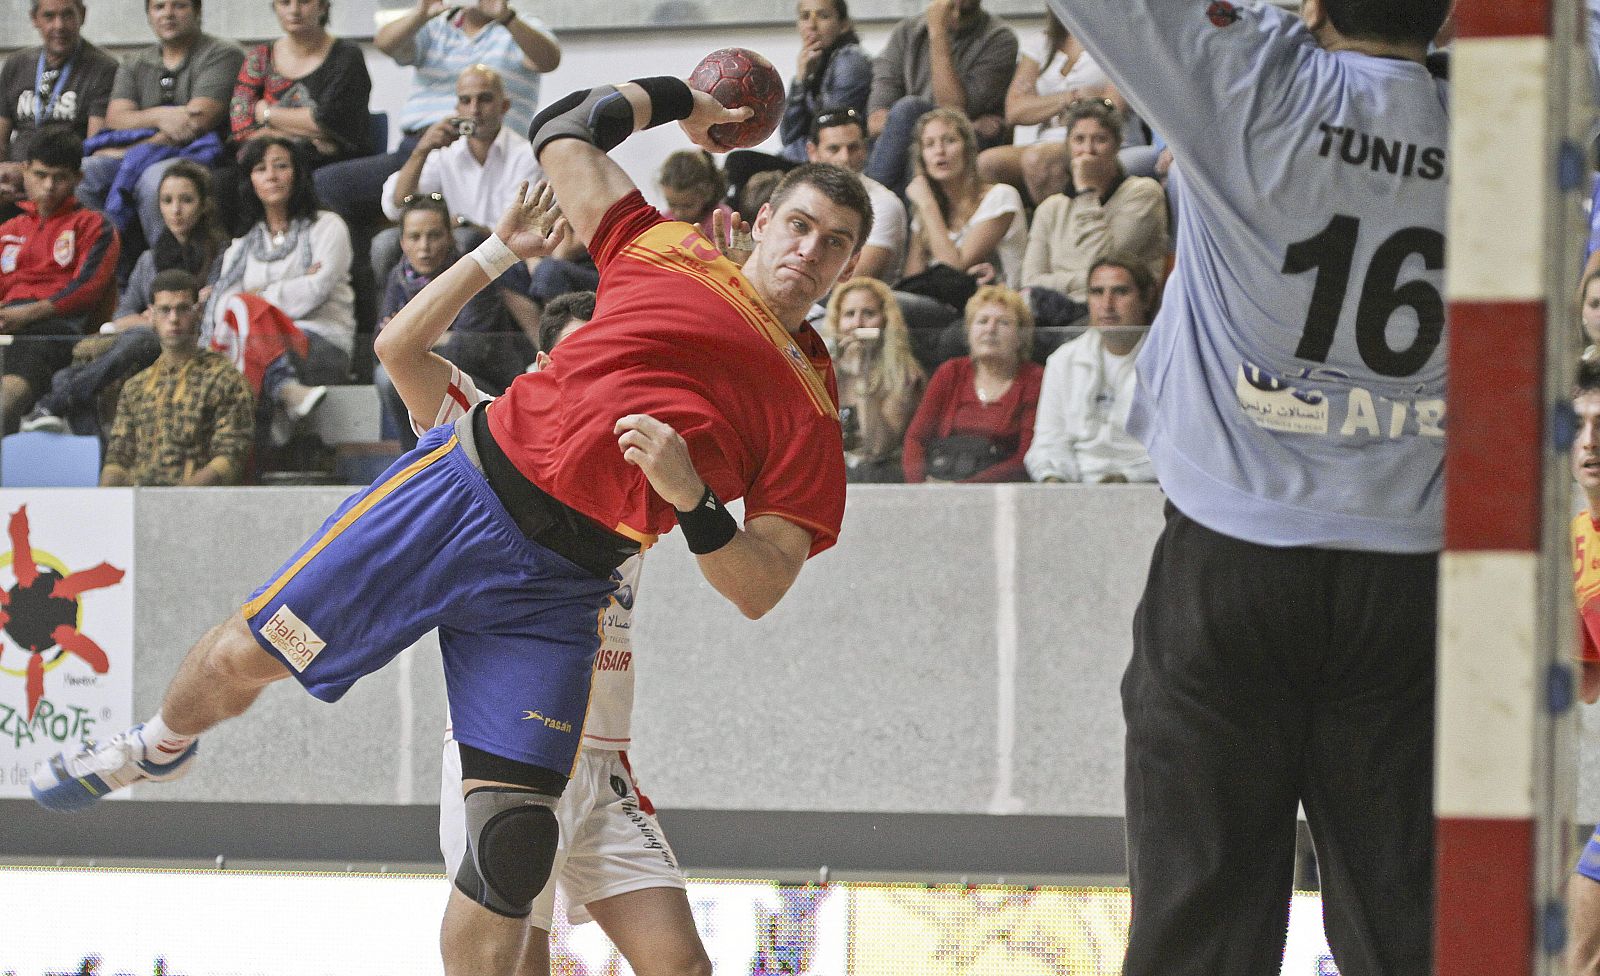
[420,364,637,749]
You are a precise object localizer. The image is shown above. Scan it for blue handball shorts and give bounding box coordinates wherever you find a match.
[1580,825,1600,883]
[242,423,616,775]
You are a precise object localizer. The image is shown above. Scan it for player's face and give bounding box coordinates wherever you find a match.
[919,119,966,184]
[23,159,78,216]
[1068,118,1117,162]
[31,0,83,60]
[249,143,296,212]
[967,301,1021,364]
[1576,392,1600,495]
[835,285,884,340]
[150,289,201,351]
[400,210,451,276]
[147,0,199,45]
[1583,278,1600,347]
[750,185,861,311]
[455,71,506,141]
[796,0,845,50]
[807,124,868,173]
[158,173,203,240]
[1086,265,1148,330]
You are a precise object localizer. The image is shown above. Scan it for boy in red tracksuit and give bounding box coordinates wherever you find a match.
[0,123,119,430]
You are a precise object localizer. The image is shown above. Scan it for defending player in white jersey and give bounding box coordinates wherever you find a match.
[373,185,710,976]
[1045,0,1450,973]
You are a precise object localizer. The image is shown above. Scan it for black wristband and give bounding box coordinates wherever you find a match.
[675,485,738,555]
[628,76,695,131]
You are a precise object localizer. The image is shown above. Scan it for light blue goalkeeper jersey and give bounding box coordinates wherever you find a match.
[1047,0,1449,552]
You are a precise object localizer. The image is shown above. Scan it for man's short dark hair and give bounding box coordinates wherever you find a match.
[1088,254,1157,313]
[236,136,321,225]
[809,106,866,144]
[150,268,201,302]
[146,0,200,13]
[1324,0,1450,48]
[1577,358,1600,399]
[31,0,86,16]
[26,124,82,172]
[765,163,873,255]
[539,291,596,353]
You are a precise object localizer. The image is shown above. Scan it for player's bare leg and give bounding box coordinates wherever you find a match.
[588,887,712,976]
[441,885,532,976]
[158,613,294,735]
[32,612,291,810]
[1571,874,1600,976]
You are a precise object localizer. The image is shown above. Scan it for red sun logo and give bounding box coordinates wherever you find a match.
[0,506,125,720]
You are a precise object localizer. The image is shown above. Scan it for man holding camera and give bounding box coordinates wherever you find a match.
[375,63,538,280]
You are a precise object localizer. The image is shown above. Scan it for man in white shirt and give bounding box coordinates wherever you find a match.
[805,107,906,282]
[1025,255,1154,483]
[374,63,539,281]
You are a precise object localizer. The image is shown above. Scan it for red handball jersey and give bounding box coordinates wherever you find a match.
[488,191,846,557]
[1572,511,1600,663]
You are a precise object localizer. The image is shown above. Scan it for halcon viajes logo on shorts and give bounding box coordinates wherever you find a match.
[261,605,325,672]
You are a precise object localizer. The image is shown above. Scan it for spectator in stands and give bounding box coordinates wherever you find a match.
[863,0,1017,194]
[373,64,537,282]
[0,0,118,220]
[1024,256,1155,484]
[229,0,373,176]
[100,268,252,486]
[75,0,242,248]
[341,0,560,217]
[0,126,119,432]
[23,161,225,435]
[725,0,869,200]
[976,12,1118,205]
[1020,100,1168,330]
[807,107,906,282]
[823,277,925,482]
[660,150,731,237]
[374,195,527,450]
[780,0,871,162]
[902,108,1026,290]
[206,135,353,443]
[903,283,1040,483]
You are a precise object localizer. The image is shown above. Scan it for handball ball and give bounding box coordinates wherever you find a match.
[688,47,785,151]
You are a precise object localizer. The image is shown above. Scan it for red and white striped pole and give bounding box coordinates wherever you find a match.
[1437,1,1570,973]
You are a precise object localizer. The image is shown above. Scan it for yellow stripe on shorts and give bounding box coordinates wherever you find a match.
[242,436,459,619]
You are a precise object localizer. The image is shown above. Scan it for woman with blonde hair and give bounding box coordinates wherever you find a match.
[823,277,926,482]
[902,108,1027,293]
[903,284,1042,483]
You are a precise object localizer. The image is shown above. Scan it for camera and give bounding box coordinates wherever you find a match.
[852,327,881,342]
[454,118,476,138]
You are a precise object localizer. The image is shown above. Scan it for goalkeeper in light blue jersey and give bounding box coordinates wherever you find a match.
[1044,0,1450,972]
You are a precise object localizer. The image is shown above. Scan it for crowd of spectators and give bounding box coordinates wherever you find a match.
[0,0,1194,486]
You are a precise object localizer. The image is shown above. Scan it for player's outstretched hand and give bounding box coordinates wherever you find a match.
[614,413,705,512]
[679,88,753,154]
[709,208,753,265]
[496,181,569,260]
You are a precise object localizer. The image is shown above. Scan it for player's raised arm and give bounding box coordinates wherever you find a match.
[530,79,749,246]
[374,182,566,423]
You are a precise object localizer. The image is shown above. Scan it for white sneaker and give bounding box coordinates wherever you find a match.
[31,724,198,812]
[19,409,67,434]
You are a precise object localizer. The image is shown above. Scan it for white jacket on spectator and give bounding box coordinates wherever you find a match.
[1025,327,1153,483]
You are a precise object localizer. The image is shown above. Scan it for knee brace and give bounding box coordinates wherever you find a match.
[453,786,560,918]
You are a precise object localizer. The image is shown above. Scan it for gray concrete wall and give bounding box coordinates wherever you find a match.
[124,485,1162,816]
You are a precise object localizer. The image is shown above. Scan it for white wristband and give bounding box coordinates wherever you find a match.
[468,234,519,279]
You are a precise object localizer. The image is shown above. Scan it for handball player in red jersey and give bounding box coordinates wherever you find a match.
[32,75,872,975]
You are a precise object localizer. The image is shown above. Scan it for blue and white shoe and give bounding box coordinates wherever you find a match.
[31,724,198,812]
